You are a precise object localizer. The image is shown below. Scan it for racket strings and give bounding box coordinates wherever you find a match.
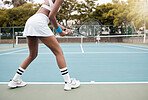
[79,20,101,36]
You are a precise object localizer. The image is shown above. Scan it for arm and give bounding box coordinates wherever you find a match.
[48,0,63,29]
[48,0,72,36]
[58,23,66,30]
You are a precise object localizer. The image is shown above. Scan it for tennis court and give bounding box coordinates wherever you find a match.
[0,43,148,100]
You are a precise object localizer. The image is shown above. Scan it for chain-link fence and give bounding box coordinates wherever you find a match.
[0,25,147,46]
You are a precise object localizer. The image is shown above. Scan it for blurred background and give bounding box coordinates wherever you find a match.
[0,0,148,46]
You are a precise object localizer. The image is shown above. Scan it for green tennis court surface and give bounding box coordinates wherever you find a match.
[0,43,148,100]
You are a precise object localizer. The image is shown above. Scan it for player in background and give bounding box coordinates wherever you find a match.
[96,33,101,44]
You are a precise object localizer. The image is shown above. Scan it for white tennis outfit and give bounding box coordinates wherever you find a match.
[23,0,54,37]
[96,35,101,41]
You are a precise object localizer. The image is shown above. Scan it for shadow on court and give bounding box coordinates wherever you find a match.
[0,84,148,100]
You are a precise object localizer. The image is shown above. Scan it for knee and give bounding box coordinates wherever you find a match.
[29,52,38,60]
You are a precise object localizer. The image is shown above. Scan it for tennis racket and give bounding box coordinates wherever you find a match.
[65,19,102,37]
[76,19,102,37]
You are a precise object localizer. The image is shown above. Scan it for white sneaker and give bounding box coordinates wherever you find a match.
[8,78,27,88]
[64,78,80,91]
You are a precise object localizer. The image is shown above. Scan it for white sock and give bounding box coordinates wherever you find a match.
[12,67,25,82]
[60,67,71,83]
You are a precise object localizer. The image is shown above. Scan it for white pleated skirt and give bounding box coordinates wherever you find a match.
[23,13,54,37]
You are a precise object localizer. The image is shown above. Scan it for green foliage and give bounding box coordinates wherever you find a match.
[3,0,33,7]
[126,0,148,29]
[74,0,97,24]
[0,0,147,30]
[0,3,39,27]
[112,0,120,3]
[57,0,78,26]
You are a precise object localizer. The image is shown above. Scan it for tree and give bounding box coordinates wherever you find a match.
[0,3,39,27]
[73,0,97,24]
[113,2,129,26]
[1,0,147,30]
[2,0,33,7]
[92,3,115,25]
[57,0,78,26]
[112,0,120,3]
[126,0,148,29]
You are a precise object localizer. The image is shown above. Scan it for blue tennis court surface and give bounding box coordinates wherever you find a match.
[0,43,148,82]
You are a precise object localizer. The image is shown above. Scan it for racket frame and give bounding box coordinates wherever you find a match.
[78,19,102,37]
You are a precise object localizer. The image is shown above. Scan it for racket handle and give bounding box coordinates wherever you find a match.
[65,32,68,34]
[65,30,74,35]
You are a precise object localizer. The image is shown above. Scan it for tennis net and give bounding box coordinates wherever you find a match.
[15,34,146,45]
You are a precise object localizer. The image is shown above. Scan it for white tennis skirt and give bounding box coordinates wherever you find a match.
[23,13,54,37]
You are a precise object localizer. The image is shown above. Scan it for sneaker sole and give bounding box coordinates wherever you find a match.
[64,88,71,91]
[8,84,27,89]
[71,85,80,89]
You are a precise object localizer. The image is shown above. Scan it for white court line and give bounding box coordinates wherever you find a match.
[0,46,28,52]
[9,52,82,54]
[80,44,84,53]
[8,52,148,55]
[113,44,148,51]
[0,82,148,85]
[0,48,28,56]
[85,52,148,54]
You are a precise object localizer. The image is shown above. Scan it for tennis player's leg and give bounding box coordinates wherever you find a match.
[96,40,98,44]
[8,36,39,88]
[20,36,39,69]
[39,36,80,90]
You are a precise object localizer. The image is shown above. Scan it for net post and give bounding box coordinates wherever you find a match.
[143,0,147,43]
[80,35,84,53]
[80,35,83,46]
[16,36,18,45]
[12,27,15,48]
[143,34,146,43]
[0,27,1,43]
